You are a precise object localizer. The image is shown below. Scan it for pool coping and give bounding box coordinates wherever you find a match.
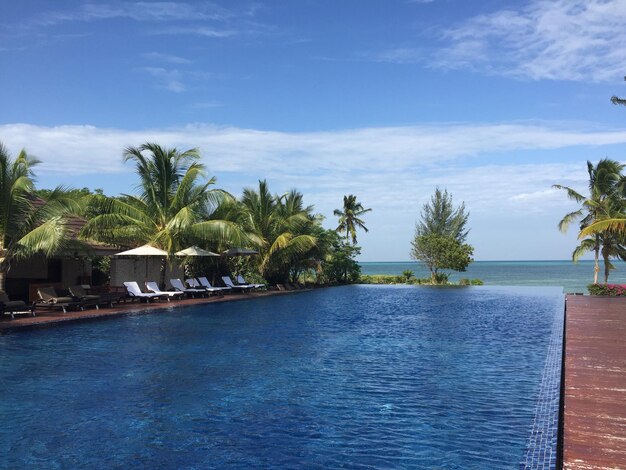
[0,288,314,334]
[519,293,565,470]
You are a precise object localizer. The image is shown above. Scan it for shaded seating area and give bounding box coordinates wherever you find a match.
[222,276,254,292]
[145,281,185,301]
[170,278,206,297]
[123,281,168,302]
[0,291,36,319]
[36,286,84,313]
[187,278,224,296]
[197,276,231,294]
[236,275,265,290]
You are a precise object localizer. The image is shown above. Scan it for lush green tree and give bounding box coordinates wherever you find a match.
[411,188,473,283]
[318,230,361,284]
[416,187,469,243]
[333,194,372,244]
[238,180,317,283]
[554,159,626,283]
[80,143,245,284]
[411,234,473,284]
[0,144,80,291]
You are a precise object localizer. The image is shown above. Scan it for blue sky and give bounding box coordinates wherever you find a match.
[2,0,626,261]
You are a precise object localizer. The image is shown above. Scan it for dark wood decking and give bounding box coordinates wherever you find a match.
[0,289,307,333]
[563,295,626,469]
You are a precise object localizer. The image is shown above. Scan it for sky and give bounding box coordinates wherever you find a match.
[2,0,626,261]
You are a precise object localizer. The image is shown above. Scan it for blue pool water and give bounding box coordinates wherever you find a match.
[0,286,563,469]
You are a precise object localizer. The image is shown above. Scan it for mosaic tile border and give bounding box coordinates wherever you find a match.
[519,295,565,470]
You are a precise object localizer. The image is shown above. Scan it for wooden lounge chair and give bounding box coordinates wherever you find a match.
[123,282,167,302]
[169,278,206,297]
[145,281,185,301]
[0,291,35,319]
[221,276,254,292]
[186,278,224,296]
[67,285,106,309]
[36,286,83,313]
[236,275,265,290]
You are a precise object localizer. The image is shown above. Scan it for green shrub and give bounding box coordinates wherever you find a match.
[470,279,484,285]
[588,283,626,296]
[458,278,470,286]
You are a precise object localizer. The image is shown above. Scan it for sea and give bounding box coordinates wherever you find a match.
[359,260,626,293]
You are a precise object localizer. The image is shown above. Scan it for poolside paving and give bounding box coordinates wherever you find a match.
[0,288,307,333]
[563,294,626,470]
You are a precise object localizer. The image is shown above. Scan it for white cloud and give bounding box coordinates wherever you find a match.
[433,0,626,82]
[1,121,613,260]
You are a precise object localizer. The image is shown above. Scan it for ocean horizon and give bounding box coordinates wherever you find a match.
[359,260,626,293]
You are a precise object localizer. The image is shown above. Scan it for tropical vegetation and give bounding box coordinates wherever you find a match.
[410,188,474,284]
[554,159,626,284]
[334,195,372,244]
[0,144,80,291]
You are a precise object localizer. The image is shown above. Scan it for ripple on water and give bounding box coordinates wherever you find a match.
[0,285,562,469]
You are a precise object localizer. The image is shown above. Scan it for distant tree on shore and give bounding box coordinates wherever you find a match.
[410,188,473,284]
[553,159,626,283]
[334,194,371,244]
[0,143,79,291]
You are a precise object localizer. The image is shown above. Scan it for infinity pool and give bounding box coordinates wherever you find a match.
[0,285,563,468]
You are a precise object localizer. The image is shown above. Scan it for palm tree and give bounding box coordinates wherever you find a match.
[333,195,372,244]
[80,143,245,285]
[0,143,79,291]
[238,180,317,282]
[553,159,625,283]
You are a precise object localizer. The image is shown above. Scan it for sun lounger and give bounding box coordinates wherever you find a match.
[145,281,185,301]
[197,276,231,294]
[36,286,83,313]
[236,275,265,289]
[0,291,35,319]
[221,276,254,292]
[187,278,224,296]
[123,281,167,302]
[169,278,206,297]
[68,285,109,309]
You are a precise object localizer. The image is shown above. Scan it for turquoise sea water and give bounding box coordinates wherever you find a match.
[359,260,626,293]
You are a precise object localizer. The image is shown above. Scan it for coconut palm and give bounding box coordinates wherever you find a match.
[0,143,79,291]
[238,180,317,282]
[80,143,245,284]
[333,194,372,244]
[553,159,625,283]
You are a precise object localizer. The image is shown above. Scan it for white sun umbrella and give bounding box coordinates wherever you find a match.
[114,244,168,281]
[175,246,220,257]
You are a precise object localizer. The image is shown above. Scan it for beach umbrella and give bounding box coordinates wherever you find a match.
[114,244,168,281]
[222,247,258,257]
[175,246,220,257]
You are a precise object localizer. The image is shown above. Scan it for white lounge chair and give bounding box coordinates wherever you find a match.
[123,281,166,302]
[198,276,232,293]
[187,278,224,296]
[221,276,254,292]
[236,275,265,290]
[169,278,206,297]
[145,281,185,301]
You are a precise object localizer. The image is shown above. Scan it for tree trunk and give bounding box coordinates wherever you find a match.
[603,249,611,284]
[0,269,5,292]
[593,238,600,284]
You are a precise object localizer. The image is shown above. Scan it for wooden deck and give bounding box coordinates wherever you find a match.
[0,289,307,333]
[563,295,626,469]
